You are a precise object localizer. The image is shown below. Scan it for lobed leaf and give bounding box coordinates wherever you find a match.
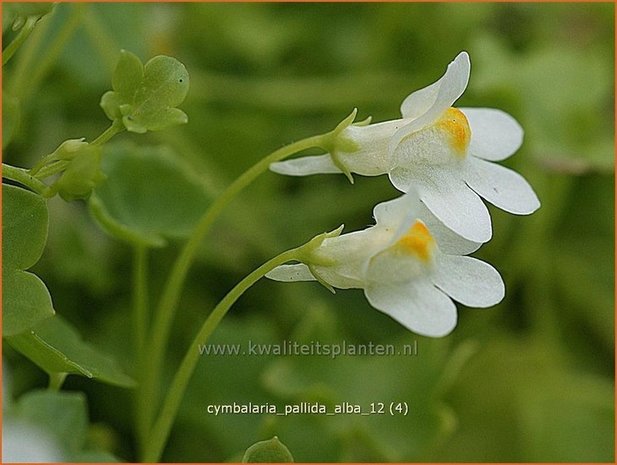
[100,50,189,133]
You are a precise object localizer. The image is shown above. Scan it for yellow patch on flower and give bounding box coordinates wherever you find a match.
[436,107,471,156]
[395,220,435,262]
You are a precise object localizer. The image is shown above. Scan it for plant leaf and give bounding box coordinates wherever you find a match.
[242,437,294,463]
[100,51,189,133]
[88,143,211,247]
[112,49,144,100]
[2,184,54,336]
[13,390,88,456]
[6,315,135,388]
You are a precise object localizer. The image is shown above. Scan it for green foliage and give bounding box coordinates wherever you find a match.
[2,2,54,32]
[100,50,189,133]
[2,184,54,336]
[3,2,613,463]
[9,390,121,461]
[89,143,211,247]
[7,315,135,388]
[242,437,294,463]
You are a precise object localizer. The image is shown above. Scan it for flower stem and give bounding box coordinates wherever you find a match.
[2,163,48,195]
[2,16,39,66]
[47,372,67,392]
[92,120,125,146]
[139,132,328,442]
[142,246,302,462]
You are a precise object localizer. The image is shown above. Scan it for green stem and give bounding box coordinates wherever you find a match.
[30,121,124,179]
[2,16,39,66]
[92,120,125,146]
[48,372,67,392]
[139,132,328,441]
[142,247,303,462]
[133,245,149,363]
[2,163,48,195]
[133,245,150,453]
[31,160,69,179]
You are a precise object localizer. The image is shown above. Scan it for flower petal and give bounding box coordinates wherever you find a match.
[416,202,482,255]
[372,191,423,231]
[364,278,457,337]
[266,264,316,282]
[400,51,471,122]
[392,52,471,154]
[270,155,342,176]
[389,166,492,243]
[464,157,540,215]
[460,108,523,161]
[431,254,505,308]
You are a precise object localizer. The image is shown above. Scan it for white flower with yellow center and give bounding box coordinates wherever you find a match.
[267,192,504,337]
[270,51,540,243]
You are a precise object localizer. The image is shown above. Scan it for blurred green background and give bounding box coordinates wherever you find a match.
[3,2,614,462]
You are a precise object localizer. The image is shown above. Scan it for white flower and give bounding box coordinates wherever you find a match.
[270,51,540,242]
[267,192,504,337]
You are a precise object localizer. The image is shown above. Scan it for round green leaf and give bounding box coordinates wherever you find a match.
[2,184,54,336]
[242,437,294,463]
[3,183,48,269]
[3,271,54,337]
[88,143,211,247]
[7,315,135,388]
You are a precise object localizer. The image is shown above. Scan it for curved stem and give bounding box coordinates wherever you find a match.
[2,16,39,66]
[142,247,302,462]
[2,163,48,195]
[139,132,328,439]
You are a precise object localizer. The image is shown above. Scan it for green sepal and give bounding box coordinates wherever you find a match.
[47,144,105,201]
[322,108,366,183]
